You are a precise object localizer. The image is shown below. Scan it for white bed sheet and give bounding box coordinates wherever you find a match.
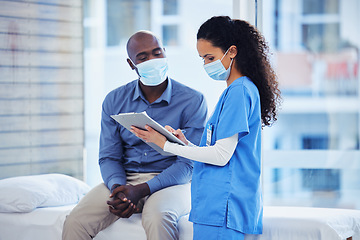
[0,205,360,240]
[246,206,360,240]
[0,204,191,240]
[0,204,73,240]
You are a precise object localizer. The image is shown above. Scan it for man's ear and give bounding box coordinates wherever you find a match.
[127,58,136,70]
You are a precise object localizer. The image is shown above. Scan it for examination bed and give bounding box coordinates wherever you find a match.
[0,174,359,240]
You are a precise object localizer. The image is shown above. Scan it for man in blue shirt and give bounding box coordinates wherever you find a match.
[62,31,207,240]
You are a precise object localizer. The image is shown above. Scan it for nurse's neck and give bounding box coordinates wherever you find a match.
[226,63,243,87]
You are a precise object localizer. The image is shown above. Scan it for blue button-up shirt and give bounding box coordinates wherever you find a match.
[99,78,207,193]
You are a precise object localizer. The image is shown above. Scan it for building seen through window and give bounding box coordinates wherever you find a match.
[106,0,151,46]
[163,0,178,15]
[262,0,359,209]
[104,0,180,47]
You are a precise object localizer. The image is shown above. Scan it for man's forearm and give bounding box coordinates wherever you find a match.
[99,157,127,190]
[146,160,192,193]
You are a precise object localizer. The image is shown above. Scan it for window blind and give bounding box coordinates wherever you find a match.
[0,0,84,179]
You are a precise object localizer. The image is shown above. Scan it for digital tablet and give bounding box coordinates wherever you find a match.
[111,111,185,156]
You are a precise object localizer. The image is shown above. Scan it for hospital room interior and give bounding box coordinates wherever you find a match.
[0,0,360,239]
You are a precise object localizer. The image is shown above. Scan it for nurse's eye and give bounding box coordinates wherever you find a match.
[207,56,215,62]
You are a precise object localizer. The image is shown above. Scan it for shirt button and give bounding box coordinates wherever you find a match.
[144,153,147,156]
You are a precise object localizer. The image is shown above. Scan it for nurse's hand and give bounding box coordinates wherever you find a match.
[165,125,188,145]
[131,125,167,149]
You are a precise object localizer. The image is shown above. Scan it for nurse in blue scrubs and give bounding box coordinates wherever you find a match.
[132,16,281,240]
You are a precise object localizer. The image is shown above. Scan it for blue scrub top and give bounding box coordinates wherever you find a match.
[189,76,263,234]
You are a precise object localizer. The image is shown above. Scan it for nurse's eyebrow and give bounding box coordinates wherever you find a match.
[200,53,212,58]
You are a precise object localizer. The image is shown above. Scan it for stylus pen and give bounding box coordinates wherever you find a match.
[172,130,186,136]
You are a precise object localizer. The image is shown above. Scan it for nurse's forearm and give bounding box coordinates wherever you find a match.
[163,134,238,166]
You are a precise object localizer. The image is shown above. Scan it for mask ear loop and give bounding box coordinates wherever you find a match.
[128,58,137,67]
[221,47,234,71]
[228,58,234,69]
[128,58,141,79]
[220,47,231,61]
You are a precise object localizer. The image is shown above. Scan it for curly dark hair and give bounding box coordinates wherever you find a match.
[197,16,281,126]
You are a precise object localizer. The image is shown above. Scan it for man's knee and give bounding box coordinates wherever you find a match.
[62,183,115,240]
[62,212,90,240]
[63,212,82,230]
[142,210,177,228]
[142,211,179,240]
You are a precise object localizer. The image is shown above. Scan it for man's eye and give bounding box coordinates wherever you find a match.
[208,57,214,61]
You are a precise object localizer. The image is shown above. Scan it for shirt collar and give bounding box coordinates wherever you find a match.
[132,78,172,104]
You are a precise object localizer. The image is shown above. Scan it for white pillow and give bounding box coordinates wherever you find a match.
[0,173,91,213]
